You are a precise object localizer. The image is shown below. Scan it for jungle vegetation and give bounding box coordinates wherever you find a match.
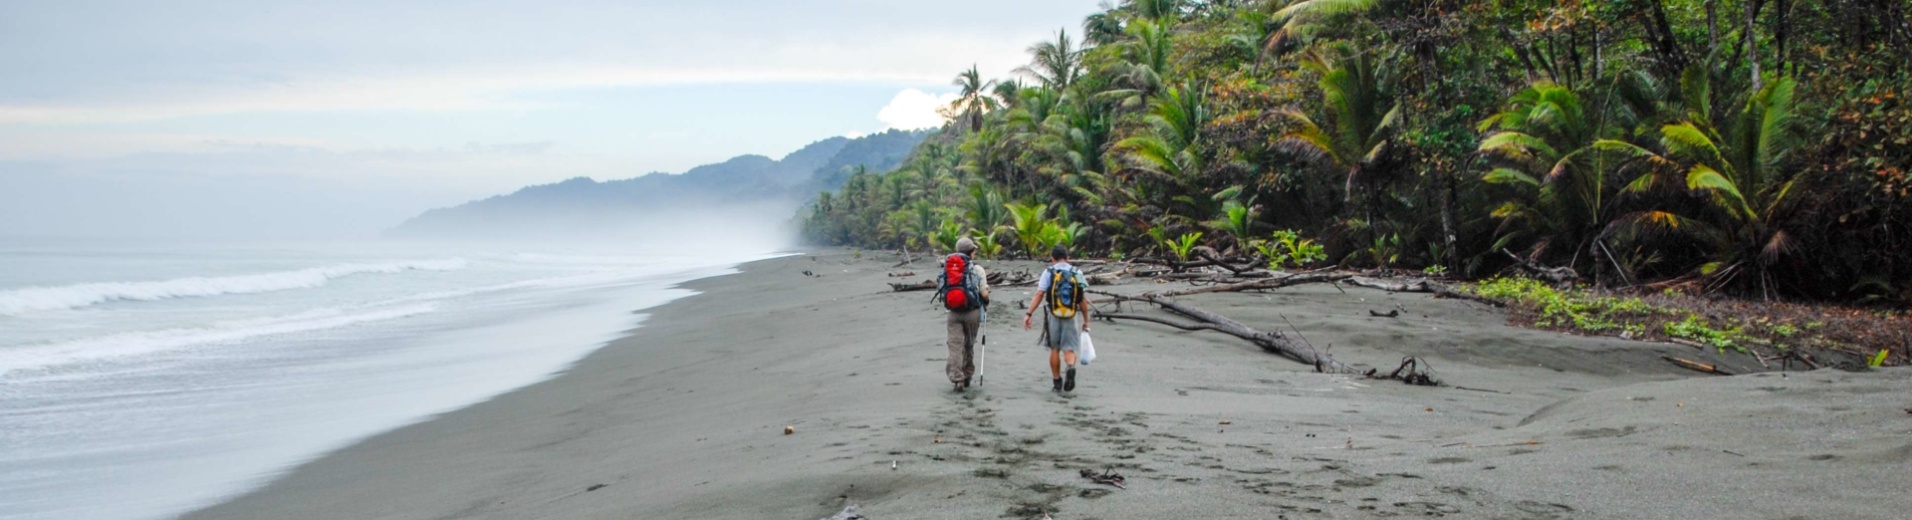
[801,0,1912,304]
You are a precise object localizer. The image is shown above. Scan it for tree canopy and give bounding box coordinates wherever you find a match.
[803,0,1912,303]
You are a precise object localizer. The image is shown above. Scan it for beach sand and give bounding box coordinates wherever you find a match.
[182,250,1912,519]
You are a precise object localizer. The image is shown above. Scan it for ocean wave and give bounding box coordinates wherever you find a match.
[0,303,439,378]
[0,258,468,316]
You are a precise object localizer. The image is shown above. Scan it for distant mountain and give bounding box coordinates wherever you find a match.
[386,129,929,239]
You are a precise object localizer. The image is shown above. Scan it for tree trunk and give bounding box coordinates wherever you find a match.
[1707,0,1722,63]
[1645,0,1690,75]
[1436,164,1459,273]
[1746,0,1763,92]
[1774,0,1790,74]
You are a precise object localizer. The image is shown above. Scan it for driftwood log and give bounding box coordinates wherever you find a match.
[1194,248,1254,276]
[1343,277,1505,307]
[887,270,1035,292]
[1147,272,1353,298]
[888,280,935,292]
[1502,249,1578,287]
[819,504,866,520]
[1092,290,1355,372]
[1130,255,1256,273]
[1079,468,1128,489]
[1662,355,1734,375]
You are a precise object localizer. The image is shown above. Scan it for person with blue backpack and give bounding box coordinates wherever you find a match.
[1023,245,1090,393]
[936,237,991,392]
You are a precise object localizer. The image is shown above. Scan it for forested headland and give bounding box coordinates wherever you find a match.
[802,0,1910,309]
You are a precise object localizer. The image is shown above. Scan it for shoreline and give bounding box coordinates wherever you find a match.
[182,250,1911,519]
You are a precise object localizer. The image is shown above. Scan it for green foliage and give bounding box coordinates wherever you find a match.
[1165,232,1203,262]
[929,219,967,252]
[1005,201,1053,258]
[1204,196,1257,250]
[1263,229,1327,270]
[1366,233,1402,269]
[798,0,1912,304]
[967,231,1004,259]
[1870,350,1890,368]
[1664,315,1745,353]
[1474,278,1657,336]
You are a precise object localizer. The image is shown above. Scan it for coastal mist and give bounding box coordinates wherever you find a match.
[0,234,784,520]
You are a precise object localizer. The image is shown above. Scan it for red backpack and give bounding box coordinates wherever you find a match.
[937,253,982,311]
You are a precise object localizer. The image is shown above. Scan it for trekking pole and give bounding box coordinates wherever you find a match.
[977,305,987,386]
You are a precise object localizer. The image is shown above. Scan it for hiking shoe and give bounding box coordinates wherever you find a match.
[1052,378,1064,393]
[1064,367,1077,392]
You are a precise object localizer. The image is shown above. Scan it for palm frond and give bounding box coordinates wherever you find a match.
[1684,164,1754,222]
[1484,167,1541,187]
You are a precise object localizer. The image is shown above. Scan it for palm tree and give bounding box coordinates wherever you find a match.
[947,65,999,134]
[904,200,941,250]
[1205,197,1260,252]
[1275,42,1401,202]
[1040,99,1114,196]
[963,183,1011,239]
[1005,201,1055,257]
[1477,82,1617,263]
[1262,0,1378,57]
[1598,76,1809,296]
[1083,4,1125,46]
[1101,19,1175,109]
[1016,30,1083,91]
[1122,0,1185,22]
[1116,84,1210,183]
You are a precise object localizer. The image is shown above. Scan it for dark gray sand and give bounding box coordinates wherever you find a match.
[183,250,1912,520]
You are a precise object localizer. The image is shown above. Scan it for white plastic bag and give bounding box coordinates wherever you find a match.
[1078,332,1096,365]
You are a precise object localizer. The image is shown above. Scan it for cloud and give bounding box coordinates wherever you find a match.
[877,89,959,130]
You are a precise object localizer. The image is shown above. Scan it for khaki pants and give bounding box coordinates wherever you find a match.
[945,308,981,383]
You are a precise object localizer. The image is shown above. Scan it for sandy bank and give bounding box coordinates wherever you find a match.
[183,250,1912,520]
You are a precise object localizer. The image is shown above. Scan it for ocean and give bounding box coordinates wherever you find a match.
[0,238,773,520]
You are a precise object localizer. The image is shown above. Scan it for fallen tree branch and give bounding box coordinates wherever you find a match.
[1089,290,1353,372]
[1098,312,1232,333]
[1344,277,1505,307]
[1502,249,1578,287]
[1195,248,1252,276]
[1079,468,1127,490]
[1148,272,1354,298]
[1662,355,1734,375]
[888,280,935,292]
[1369,356,1438,386]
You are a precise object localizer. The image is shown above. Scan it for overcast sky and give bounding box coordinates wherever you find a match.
[0,0,1103,238]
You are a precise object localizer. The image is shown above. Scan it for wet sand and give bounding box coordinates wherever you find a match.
[182,250,1912,519]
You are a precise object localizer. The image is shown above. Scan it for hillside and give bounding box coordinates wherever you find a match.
[387,129,928,239]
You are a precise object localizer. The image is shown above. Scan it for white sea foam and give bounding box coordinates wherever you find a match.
[0,258,468,316]
[0,303,440,378]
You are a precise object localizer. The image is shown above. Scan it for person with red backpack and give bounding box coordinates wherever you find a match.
[936,237,991,392]
[1023,245,1090,393]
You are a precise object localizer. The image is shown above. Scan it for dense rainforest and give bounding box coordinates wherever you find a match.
[802,0,1912,305]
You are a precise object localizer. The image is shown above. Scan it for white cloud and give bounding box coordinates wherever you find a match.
[877,89,959,130]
